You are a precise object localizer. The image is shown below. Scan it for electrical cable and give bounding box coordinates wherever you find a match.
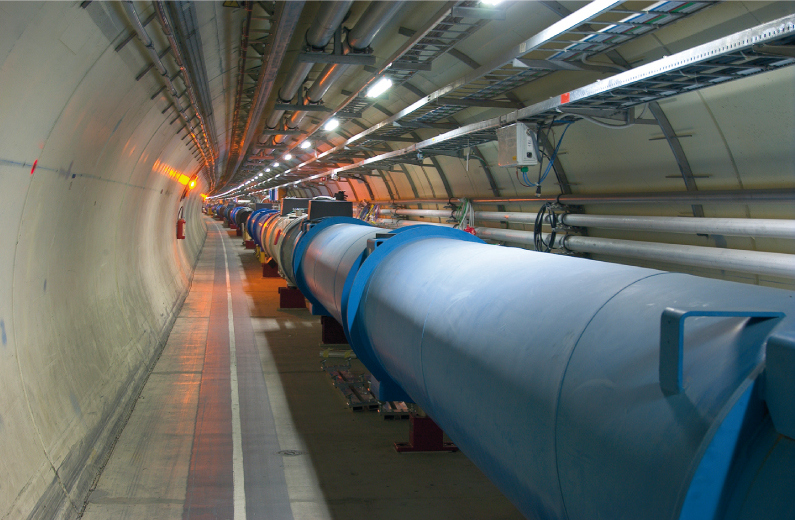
[521,121,573,188]
[533,202,558,252]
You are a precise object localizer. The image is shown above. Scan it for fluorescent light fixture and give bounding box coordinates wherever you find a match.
[300,141,312,149]
[273,162,280,167]
[266,168,271,172]
[284,154,292,160]
[324,118,339,131]
[366,77,392,98]
[482,0,502,4]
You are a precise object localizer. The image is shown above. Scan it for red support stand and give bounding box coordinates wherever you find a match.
[278,287,306,309]
[262,261,280,278]
[245,240,255,249]
[321,316,348,344]
[394,414,458,453]
[236,228,242,236]
[230,223,238,230]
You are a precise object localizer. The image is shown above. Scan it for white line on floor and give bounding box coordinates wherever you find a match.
[219,226,247,520]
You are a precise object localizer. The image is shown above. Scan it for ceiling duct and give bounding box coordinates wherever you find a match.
[264,1,354,133]
[278,1,405,143]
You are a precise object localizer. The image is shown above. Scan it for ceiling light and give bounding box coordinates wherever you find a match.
[273,162,280,167]
[366,77,393,98]
[482,0,503,4]
[266,168,271,172]
[300,141,312,149]
[284,154,292,160]
[324,118,339,131]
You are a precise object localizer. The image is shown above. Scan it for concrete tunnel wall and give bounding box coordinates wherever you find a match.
[0,3,207,518]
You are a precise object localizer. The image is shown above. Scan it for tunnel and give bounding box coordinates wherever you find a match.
[1,1,794,519]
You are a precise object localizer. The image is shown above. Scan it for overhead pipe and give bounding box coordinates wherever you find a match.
[154,1,217,177]
[365,189,795,207]
[284,1,405,133]
[277,219,795,520]
[380,208,795,239]
[471,226,795,279]
[121,1,211,170]
[227,3,253,168]
[559,213,795,239]
[220,1,304,190]
[266,1,354,134]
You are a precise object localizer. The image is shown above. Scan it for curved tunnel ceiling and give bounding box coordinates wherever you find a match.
[0,1,793,518]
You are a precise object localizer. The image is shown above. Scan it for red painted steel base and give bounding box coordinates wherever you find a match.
[278,286,306,309]
[230,223,238,230]
[262,261,280,278]
[321,316,348,345]
[245,240,255,249]
[395,414,458,453]
[236,228,242,236]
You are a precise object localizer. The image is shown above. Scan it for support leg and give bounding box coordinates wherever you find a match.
[395,414,458,453]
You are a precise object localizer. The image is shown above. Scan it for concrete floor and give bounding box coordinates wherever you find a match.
[82,217,523,519]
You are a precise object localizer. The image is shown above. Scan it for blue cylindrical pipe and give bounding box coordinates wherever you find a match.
[247,209,277,248]
[293,217,386,320]
[288,219,795,520]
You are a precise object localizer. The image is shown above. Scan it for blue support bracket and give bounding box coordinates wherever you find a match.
[659,308,785,395]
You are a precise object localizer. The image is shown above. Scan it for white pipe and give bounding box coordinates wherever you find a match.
[374,219,453,229]
[472,227,795,279]
[560,214,795,239]
[381,209,795,239]
[473,227,564,249]
[380,208,452,219]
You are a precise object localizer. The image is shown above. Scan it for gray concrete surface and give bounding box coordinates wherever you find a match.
[82,220,523,519]
[0,3,207,517]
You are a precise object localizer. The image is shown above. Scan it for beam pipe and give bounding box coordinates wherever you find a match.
[303,222,795,520]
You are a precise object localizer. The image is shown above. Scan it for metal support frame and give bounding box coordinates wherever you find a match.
[263,0,720,189]
[604,50,704,217]
[264,14,795,189]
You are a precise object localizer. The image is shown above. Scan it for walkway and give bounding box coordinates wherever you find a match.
[82,217,521,520]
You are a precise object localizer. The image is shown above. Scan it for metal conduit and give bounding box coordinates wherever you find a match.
[285,1,404,132]
[472,227,795,279]
[121,1,211,169]
[561,214,795,239]
[266,1,353,132]
[380,209,795,239]
[367,189,795,207]
[154,1,217,171]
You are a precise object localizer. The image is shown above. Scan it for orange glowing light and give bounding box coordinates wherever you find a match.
[177,174,190,185]
[189,179,196,189]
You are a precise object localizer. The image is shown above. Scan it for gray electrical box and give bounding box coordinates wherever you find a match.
[280,198,310,216]
[496,122,539,167]
[308,199,353,220]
